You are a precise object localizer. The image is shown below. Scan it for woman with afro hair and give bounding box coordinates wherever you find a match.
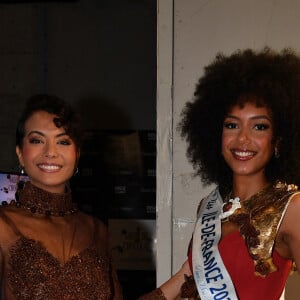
[139,48,300,299]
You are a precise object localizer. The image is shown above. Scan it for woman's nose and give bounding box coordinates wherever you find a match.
[237,128,250,143]
[44,142,58,158]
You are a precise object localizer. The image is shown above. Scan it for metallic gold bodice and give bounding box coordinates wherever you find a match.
[228,182,298,277]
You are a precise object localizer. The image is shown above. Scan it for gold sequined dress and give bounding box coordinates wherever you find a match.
[0,182,122,300]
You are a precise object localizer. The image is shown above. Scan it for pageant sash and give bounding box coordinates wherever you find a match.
[192,188,238,300]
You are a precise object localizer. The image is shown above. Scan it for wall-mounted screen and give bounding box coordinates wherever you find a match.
[0,172,29,205]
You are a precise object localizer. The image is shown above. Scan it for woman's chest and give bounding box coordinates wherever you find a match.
[6,236,112,299]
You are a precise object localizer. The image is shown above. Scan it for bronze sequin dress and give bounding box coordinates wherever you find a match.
[0,182,122,300]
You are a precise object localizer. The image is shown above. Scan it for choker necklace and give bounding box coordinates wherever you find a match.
[2,182,78,217]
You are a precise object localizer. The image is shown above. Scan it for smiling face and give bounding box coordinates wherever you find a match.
[16,110,79,193]
[221,102,276,182]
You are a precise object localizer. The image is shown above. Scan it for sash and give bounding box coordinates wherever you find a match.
[192,188,239,300]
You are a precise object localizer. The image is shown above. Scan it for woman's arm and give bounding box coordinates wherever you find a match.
[138,260,191,300]
[0,245,3,300]
[111,265,123,300]
[93,218,123,300]
[278,193,300,270]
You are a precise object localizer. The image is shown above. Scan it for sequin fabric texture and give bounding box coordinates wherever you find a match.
[228,181,298,276]
[0,182,119,299]
[8,238,112,299]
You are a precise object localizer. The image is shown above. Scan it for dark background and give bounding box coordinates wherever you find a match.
[0,0,157,298]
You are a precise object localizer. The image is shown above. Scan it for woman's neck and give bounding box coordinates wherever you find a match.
[232,175,270,201]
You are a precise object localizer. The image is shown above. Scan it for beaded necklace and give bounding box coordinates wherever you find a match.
[2,182,78,217]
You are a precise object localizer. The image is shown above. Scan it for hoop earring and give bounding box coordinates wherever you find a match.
[73,167,79,176]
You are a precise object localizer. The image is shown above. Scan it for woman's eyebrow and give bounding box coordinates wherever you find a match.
[224,115,272,122]
[27,131,68,137]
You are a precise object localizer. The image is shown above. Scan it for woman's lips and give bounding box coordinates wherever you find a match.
[231,149,256,161]
[37,164,62,171]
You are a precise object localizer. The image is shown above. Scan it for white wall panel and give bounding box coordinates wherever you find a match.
[157,0,300,297]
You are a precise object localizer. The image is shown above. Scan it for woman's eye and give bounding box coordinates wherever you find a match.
[58,139,72,146]
[254,124,270,130]
[29,138,42,144]
[223,122,238,129]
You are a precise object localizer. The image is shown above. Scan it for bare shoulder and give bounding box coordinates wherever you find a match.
[285,192,300,217]
[276,192,300,264]
[280,192,300,230]
[277,192,300,246]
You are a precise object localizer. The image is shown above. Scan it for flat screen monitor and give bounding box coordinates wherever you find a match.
[0,172,30,205]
